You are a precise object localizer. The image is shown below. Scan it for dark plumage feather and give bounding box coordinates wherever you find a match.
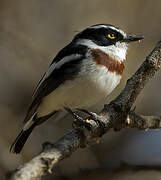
[10,111,57,153]
[10,123,36,154]
[10,43,88,153]
[23,44,87,123]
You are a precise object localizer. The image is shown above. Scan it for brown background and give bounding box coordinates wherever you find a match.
[0,0,161,179]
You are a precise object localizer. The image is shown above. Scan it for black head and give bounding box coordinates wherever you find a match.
[73,24,144,46]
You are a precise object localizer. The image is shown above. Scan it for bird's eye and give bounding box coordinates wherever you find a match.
[108,34,115,39]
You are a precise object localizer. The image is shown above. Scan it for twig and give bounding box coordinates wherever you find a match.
[127,112,161,129]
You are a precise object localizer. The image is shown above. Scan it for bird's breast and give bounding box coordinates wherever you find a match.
[81,63,122,100]
[37,54,123,117]
[90,48,125,75]
[58,62,123,109]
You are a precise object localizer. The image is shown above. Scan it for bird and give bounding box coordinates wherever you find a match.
[10,24,144,153]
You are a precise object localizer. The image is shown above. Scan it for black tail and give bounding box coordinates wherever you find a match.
[10,123,36,154]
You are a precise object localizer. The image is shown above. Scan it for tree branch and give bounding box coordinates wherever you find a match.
[8,39,161,180]
[127,111,161,129]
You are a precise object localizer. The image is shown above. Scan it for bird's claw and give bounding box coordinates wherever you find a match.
[72,118,92,131]
[65,107,92,131]
[65,107,106,132]
[77,109,106,131]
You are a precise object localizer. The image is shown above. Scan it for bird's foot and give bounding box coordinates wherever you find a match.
[65,107,106,132]
[64,107,92,130]
[76,108,106,131]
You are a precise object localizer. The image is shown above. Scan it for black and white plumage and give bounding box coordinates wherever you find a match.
[10,24,144,153]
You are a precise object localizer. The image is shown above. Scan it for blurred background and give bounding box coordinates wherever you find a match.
[0,0,161,179]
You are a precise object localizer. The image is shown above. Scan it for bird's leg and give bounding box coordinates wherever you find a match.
[64,107,92,130]
[76,108,106,131]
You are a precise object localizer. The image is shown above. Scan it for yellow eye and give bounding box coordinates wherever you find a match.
[108,34,115,39]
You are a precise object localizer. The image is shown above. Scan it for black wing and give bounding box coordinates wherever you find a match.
[24,43,87,123]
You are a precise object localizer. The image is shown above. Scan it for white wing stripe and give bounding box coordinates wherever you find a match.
[34,54,82,94]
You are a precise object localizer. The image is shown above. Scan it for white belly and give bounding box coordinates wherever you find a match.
[37,65,121,117]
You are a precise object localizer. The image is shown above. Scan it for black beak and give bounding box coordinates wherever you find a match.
[123,34,144,43]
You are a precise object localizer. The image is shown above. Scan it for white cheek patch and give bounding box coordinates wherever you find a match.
[105,42,128,61]
[77,39,128,62]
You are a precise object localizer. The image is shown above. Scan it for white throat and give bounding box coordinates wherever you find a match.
[77,39,128,62]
